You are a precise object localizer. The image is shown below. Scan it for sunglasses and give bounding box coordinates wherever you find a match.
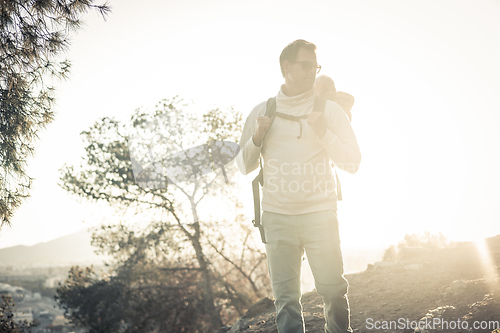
[292,61,321,74]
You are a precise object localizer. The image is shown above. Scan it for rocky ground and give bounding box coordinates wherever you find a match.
[223,235,500,333]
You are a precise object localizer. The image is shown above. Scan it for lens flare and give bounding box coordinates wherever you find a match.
[473,237,499,292]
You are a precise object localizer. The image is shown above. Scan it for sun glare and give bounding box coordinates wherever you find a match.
[473,237,498,292]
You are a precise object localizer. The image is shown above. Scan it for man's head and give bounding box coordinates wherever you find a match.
[280,40,320,96]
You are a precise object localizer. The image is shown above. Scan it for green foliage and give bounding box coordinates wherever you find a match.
[56,220,271,332]
[56,238,210,333]
[399,231,450,249]
[0,295,32,333]
[59,97,240,213]
[0,0,110,228]
[56,267,126,333]
[382,245,398,262]
[202,106,243,142]
[383,231,452,262]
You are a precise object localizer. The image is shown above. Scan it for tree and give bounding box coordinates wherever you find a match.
[58,97,271,332]
[0,295,33,333]
[0,0,110,228]
[56,226,212,333]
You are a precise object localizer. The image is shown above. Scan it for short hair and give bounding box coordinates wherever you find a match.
[279,39,317,77]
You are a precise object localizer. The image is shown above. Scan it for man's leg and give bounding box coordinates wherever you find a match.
[263,211,304,333]
[302,210,352,333]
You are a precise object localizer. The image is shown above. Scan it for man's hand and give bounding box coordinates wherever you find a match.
[252,116,272,147]
[307,112,327,139]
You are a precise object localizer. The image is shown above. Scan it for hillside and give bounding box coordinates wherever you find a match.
[0,229,104,266]
[226,235,500,333]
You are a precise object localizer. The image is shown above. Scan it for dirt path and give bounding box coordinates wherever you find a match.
[225,235,500,333]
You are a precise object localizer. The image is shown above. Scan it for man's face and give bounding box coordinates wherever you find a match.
[284,47,318,94]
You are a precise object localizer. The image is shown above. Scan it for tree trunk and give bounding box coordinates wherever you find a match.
[191,221,223,331]
[188,196,222,331]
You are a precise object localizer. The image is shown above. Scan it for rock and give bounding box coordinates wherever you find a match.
[228,297,275,333]
[228,319,247,333]
[242,297,275,319]
[445,280,467,296]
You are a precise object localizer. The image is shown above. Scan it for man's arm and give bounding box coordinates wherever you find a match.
[236,102,268,175]
[309,101,361,174]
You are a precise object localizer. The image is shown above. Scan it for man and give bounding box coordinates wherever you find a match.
[236,39,361,333]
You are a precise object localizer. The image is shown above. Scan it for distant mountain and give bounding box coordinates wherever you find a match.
[0,229,105,266]
[0,229,383,270]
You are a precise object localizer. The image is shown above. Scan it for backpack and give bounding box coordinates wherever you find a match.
[252,96,342,243]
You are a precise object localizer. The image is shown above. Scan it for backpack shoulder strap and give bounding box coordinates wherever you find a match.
[260,97,277,144]
[251,97,276,244]
[265,97,276,118]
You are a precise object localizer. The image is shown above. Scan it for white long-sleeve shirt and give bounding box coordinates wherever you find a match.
[237,87,361,215]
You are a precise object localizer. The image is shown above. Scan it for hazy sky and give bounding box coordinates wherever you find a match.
[1,0,500,250]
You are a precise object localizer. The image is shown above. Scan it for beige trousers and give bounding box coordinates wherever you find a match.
[263,210,352,333]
